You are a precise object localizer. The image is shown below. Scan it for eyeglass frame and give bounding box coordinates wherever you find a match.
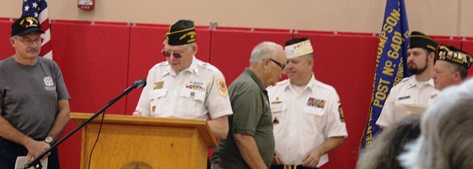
[161,48,189,58]
[268,58,286,70]
[14,36,43,46]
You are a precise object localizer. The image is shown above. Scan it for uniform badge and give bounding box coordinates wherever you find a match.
[338,104,345,122]
[307,97,325,108]
[271,96,282,104]
[398,95,410,100]
[154,81,164,89]
[216,79,228,98]
[186,81,205,91]
[273,116,280,124]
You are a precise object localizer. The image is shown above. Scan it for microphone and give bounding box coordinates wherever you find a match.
[123,78,146,93]
[132,78,147,88]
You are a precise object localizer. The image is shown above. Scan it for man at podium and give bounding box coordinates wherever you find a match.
[133,19,233,139]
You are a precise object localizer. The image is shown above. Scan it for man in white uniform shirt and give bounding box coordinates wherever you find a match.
[133,20,233,140]
[376,31,439,129]
[267,37,347,169]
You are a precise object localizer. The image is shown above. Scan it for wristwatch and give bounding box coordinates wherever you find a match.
[44,136,53,144]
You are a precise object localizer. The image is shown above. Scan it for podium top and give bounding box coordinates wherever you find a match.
[70,112,217,148]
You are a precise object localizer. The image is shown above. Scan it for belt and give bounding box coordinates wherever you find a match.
[270,164,318,169]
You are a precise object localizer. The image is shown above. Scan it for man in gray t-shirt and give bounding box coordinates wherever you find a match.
[0,15,71,169]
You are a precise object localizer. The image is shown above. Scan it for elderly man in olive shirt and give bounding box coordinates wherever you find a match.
[211,41,287,169]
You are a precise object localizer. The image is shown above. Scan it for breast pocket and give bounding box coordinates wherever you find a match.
[303,106,325,135]
[270,102,286,132]
[178,88,206,117]
[304,106,325,116]
[149,88,168,115]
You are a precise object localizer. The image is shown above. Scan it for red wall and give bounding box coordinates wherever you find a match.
[2,19,473,169]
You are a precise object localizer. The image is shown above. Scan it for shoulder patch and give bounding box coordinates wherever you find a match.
[216,78,228,98]
[338,104,345,122]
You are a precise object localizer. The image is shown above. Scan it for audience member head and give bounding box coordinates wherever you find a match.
[401,78,473,169]
[162,19,198,72]
[249,41,286,87]
[357,116,421,169]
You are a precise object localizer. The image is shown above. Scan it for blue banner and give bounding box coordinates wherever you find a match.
[359,0,411,150]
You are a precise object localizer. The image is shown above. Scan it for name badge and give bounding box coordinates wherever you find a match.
[398,95,410,100]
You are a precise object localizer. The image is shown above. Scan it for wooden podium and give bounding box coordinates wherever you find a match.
[70,113,217,169]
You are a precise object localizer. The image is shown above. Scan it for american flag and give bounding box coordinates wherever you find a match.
[22,0,52,59]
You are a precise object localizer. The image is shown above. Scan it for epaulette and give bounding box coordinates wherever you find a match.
[399,77,411,83]
[157,61,169,66]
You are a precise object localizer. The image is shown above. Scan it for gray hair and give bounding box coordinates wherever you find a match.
[445,61,468,80]
[405,78,473,169]
[249,41,283,64]
[184,42,197,49]
[357,116,421,169]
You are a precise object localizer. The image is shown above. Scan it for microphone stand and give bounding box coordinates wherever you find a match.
[25,79,145,169]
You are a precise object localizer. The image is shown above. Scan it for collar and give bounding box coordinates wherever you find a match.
[283,74,316,92]
[244,68,266,91]
[163,56,199,77]
[407,76,435,89]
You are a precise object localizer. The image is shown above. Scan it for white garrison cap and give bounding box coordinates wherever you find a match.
[284,39,314,59]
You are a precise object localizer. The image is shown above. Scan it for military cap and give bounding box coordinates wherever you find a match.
[409,31,438,52]
[164,20,196,45]
[284,37,314,59]
[437,45,473,69]
[11,15,44,37]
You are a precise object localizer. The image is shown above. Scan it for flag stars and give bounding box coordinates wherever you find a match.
[24,5,30,12]
[33,2,38,8]
[34,12,39,17]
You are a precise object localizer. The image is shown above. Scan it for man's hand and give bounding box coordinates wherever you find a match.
[272,150,284,165]
[302,148,321,168]
[25,140,51,162]
[132,111,143,116]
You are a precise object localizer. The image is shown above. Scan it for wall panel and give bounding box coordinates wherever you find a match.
[51,21,131,169]
[0,19,15,60]
[210,29,293,84]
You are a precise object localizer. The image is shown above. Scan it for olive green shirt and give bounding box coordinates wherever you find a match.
[212,68,275,169]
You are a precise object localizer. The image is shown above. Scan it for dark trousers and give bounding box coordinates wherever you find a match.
[270,164,319,169]
[207,158,211,169]
[0,138,60,169]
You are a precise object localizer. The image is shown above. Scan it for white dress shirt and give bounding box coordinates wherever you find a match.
[135,56,233,119]
[267,75,348,167]
[376,76,439,128]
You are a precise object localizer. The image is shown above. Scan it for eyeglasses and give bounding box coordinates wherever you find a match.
[269,58,286,70]
[161,49,187,58]
[15,37,43,46]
